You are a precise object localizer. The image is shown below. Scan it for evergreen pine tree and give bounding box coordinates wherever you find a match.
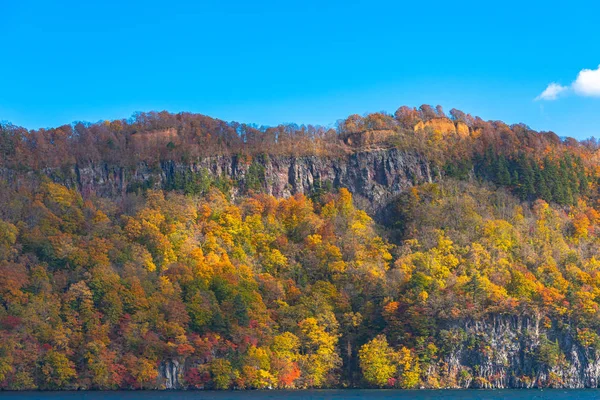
[518,157,536,200]
[535,164,552,202]
[496,155,511,186]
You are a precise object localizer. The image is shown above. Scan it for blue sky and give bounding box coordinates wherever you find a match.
[2,0,600,139]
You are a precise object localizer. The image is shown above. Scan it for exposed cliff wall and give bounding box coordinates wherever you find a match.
[0,148,434,217]
[158,360,184,389]
[437,314,600,389]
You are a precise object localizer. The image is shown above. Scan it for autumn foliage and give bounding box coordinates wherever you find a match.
[1,106,600,389]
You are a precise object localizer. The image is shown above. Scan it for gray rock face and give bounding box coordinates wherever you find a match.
[439,314,600,388]
[158,359,183,389]
[0,148,434,218]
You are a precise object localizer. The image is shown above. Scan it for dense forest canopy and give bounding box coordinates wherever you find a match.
[2,104,599,166]
[2,106,600,390]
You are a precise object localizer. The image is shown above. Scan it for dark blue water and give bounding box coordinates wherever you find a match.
[0,390,599,400]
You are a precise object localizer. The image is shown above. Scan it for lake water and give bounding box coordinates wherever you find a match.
[0,390,599,400]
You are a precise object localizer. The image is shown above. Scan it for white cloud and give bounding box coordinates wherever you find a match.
[572,65,600,97]
[537,64,600,100]
[535,82,568,101]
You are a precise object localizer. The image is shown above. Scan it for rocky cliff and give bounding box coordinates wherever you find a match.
[158,360,184,390]
[436,314,600,389]
[0,148,434,217]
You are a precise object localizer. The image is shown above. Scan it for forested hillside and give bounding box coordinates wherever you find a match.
[2,106,600,389]
[1,105,596,206]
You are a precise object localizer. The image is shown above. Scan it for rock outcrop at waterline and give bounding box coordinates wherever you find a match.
[438,314,598,389]
[154,314,600,389]
[158,360,184,390]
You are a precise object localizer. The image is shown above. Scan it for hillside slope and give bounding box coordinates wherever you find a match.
[2,105,596,214]
[1,106,600,390]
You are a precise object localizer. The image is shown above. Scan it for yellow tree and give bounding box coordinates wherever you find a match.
[359,335,397,387]
[396,347,421,388]
[297,317,341,387]
[40,350,77,389]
